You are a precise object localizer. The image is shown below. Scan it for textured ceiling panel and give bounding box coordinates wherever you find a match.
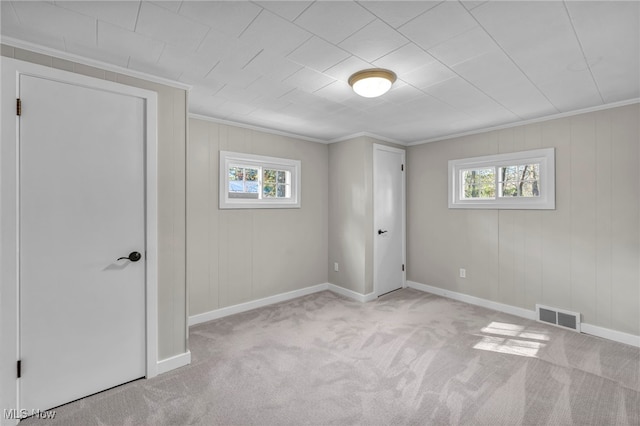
[254,1,313,22]
[287,36,351,73]
[398,2,477,51]
[359,1,440,29]
[471,1,602,111]
[453,50,558,119]
[1,0,637,144]
[178,1,261,38]
[98,20,165,64]
[374,43,437,77]
[239,10,312,56]
[565,1,640,103]
[10,1,96,47]
[338,19,409,62]
[427,27,498,68]
[294,1,375,44]
[136,2,209,50]
[322,55,373,83]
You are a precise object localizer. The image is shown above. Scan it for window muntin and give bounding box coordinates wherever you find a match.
[449,148,555,210]
[461,167,495,199]
[498,163,540,198]
[228,166,259,198]
[262,169,291,199]
[220,151,300,209]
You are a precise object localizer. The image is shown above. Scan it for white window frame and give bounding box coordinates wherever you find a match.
[448,148,555,210]
[219,151,301,209]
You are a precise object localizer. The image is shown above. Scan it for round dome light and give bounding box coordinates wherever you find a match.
[348,69,397,98]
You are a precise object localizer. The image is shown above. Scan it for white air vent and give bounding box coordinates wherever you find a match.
[536,304,581,332]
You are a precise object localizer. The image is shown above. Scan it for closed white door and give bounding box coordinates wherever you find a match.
[19,74,146,411]
[373,145,406,296]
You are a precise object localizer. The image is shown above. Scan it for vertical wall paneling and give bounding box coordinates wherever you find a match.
[328,138,367,294]
[594,110,613,328]
[610,107,640,333]
[224,211,254,306]
[570,114,597,320]
[208,123,221,311]
[407,104,640,336]
[540,119,573,310]
[172,90,187,352]
[498,129,517,306]
[187,118,328,316]
[187,118,210,315]
[522,124,543,309]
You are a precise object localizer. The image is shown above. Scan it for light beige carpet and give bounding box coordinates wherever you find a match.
[21,289,640,425]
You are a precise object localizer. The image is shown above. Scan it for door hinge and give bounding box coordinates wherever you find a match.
[401,164,404,171]
[402,264,405,272]
[16,98,21,116]
[17,360,21,378]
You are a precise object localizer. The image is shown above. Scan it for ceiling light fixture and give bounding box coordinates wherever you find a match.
[348,69,397,98]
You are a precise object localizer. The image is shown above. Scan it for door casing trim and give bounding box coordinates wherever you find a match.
[0,57,158,421]
[372,143,407,297]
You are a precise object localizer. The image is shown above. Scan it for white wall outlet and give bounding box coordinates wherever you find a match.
[334,262,339,272]
[459,268,466,278]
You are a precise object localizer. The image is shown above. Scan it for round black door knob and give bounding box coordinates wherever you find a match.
[117,251,142,262]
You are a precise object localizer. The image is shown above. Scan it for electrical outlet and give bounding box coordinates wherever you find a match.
[459,268,466,278]
[334,262,339,272]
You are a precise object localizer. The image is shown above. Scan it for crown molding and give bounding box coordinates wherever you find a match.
[1,36,192,91]
[329,131,406,145]
[408,98,640,146]
[188,113,330,144]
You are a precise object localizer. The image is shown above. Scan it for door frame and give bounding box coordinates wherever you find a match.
[0,58,158,420]
[372,143,407,296]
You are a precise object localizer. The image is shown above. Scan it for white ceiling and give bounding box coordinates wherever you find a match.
[2,1,638,144]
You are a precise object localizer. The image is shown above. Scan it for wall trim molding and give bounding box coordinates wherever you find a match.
[328,284,377,302]
[407,98,640,146]
[407,280,640,348]
[189,113,329,144]
[188,282,379,327]
[406,281,536,320]
[329,131,404,145]
[580,323,640,348]
[188,283,330,326]
[1,37,192,91]
[156,351,191,375]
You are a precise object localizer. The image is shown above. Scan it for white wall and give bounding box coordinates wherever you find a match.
[407,104,640,336]
[328,136,405,296]
[187,118,328,316]
[327,137,370,295]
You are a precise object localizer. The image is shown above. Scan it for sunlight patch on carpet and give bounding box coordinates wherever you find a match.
[473,321,550,358]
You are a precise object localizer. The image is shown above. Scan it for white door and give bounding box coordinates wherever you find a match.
[19,74,146,411]
[373,144,406,296]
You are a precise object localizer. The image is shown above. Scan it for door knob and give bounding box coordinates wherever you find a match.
[117,251,142,262]
[378,229,388,235]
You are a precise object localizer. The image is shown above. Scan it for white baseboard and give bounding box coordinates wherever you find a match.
[188,283,329,326]
[328,283,377,302]
[188,282,381,327]
[407,280,536,320]
[407,280,640,348]
[580,323,640,347]
[156,350,191,375]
